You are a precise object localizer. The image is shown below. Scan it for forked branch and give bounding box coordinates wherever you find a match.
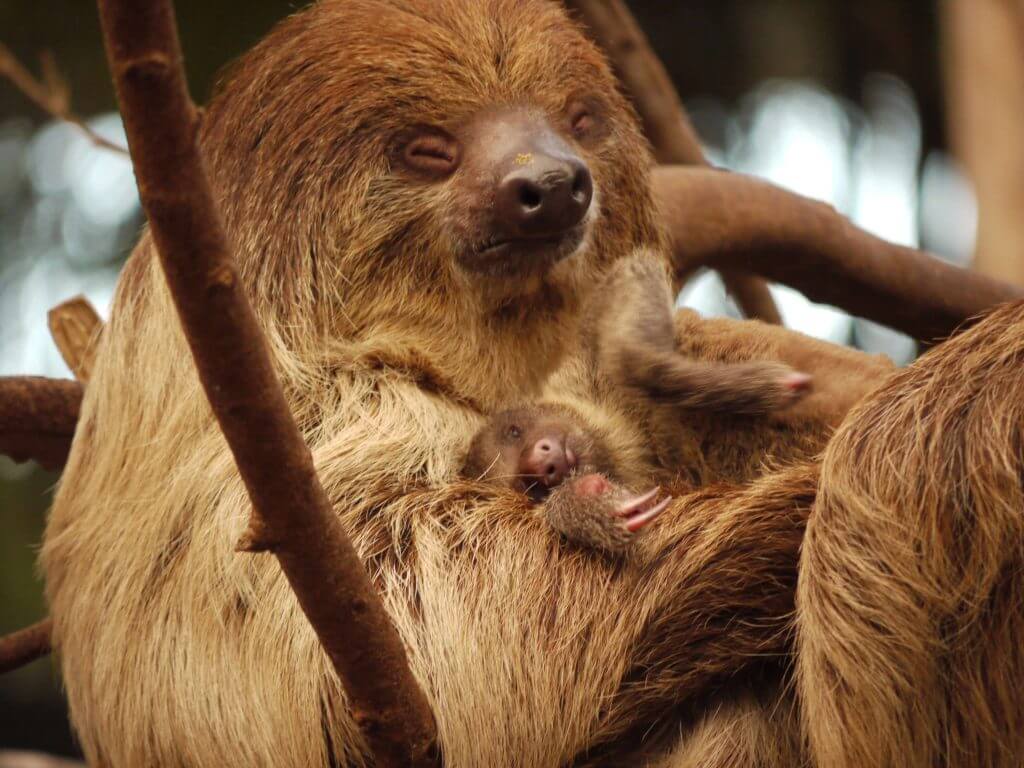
[0,44,127,154]
[654,166,1024,342]
[0,377,82,471]
[565,0,781,324]
[94,2,438,766]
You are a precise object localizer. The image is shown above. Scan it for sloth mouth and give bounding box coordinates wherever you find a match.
[461,225,586,277]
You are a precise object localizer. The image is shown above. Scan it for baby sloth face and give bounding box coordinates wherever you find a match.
[462,403,671,554]
[462,403,611,501]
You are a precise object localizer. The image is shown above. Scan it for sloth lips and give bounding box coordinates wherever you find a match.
[460,224,587,277]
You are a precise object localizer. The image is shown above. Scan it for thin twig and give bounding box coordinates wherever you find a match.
[0,377,82,471]
[0,43,128,155]
[0,619,52,675]
[654,166,1024,342]
[565,0,781,324]
[94,2,439,766]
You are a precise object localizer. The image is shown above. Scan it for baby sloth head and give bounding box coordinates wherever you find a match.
[462,403,615,501]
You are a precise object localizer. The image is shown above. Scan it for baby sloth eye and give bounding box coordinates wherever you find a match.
[391,127,460,179]
[507,425,522,440]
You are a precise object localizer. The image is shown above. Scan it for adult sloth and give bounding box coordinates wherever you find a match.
[41,1,1024,766]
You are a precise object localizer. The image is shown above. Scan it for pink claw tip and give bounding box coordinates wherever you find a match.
[615,487,660,517]
[625,496,672,532]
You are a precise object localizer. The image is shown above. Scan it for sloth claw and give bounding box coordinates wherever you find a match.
[625,497,671,532]
[615,487,671,532]
[614,487,659,516]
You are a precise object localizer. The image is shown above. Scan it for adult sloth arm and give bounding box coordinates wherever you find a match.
[41,267,812,768]
[309,373,817,768]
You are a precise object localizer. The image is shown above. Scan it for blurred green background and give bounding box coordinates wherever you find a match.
[0,0,981,759]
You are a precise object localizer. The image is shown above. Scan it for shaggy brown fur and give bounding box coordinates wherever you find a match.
[461,402,669,555]
[543,294,890,498]
[460,256,821,556]
[647,689,806,768]
[41,1,1006,766]
[797,298,1024,768]
[590,252,808,416]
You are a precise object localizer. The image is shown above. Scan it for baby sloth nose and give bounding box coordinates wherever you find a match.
[521,436,578,489]
[496,155,593,239]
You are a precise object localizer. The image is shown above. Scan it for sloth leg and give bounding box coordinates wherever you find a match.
[797,300,1024,768]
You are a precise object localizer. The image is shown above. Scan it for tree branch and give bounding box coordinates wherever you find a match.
[48,296,103,383]
[565,0,781,324]
[654,166,1024,342]
[0,44,127,155]
[0,619,52,675]
[0,377,82,471]
[0,752,85,768]
[94,2,438,766]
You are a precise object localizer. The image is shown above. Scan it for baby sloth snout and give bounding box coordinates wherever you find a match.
[520,434,578,488]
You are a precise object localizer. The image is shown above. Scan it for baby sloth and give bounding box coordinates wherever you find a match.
[462,402,671,556]
[463,252,814,556]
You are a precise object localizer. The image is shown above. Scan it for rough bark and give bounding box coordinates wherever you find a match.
[0,377,82,471]
[94,1,439,765]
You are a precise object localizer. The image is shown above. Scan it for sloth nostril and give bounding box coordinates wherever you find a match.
[571,166,592,205]
[519,183,543,211]
[538,442,550,452]
[496,153,592,237]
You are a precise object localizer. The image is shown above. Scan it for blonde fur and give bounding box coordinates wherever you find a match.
[41,1,1001,767]
[649,690,807,768]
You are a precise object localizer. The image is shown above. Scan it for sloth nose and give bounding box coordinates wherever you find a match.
[521,436,577,489]
[496,155,593,239]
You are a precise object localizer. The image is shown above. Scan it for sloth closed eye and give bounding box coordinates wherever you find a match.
[391,128,460,179]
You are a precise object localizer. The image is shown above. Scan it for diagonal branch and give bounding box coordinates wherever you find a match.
[94,2,438,766]
[0,377,82,471]
[564,0,704,164]
[0,618,52,675]
[565,0,782,325]
[654,166,1024,342]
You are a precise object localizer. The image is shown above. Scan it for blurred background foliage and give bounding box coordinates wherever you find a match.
[0,0,1011,758]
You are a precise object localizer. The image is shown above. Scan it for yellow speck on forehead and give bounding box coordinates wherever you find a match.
[515,153,533,166]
